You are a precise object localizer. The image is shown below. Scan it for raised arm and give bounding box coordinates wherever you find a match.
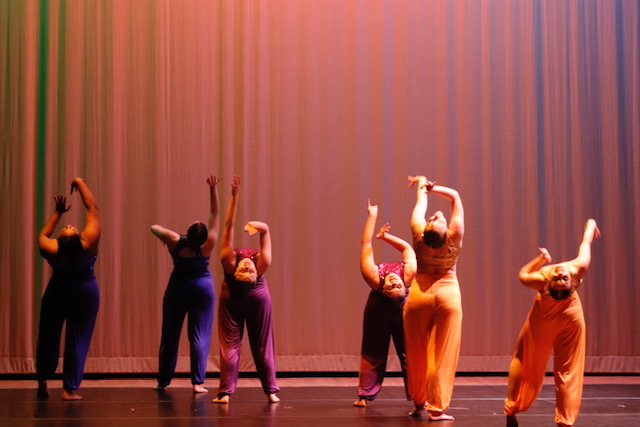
[200,175,220,255]
[360,199,381,290]
[377,224,417,284]
[38,194,70,255]
[569,219,600,279]
[220,175,241,273]
[518,247,552,290]
[408,175,430,238]
[244,221,271,275]
[429,184,464,244]
[150,224,180,249]
[70,177,100,254]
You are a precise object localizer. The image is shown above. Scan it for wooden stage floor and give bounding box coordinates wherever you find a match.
[0,376,638,426]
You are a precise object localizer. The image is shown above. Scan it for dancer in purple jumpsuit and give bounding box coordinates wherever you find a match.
[212,175,280,404]
[353,199,416,407]
[36,177,100,401]
[151,175,220,393]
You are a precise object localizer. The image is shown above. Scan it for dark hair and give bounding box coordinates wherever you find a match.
[187,222,208,251]
[57,234,84,262]
[422,229,446,249]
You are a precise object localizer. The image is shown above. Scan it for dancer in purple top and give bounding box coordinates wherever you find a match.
[151,175,220,393]
[212,175,280,404]
[353,199,416,407]
[36,177,100,401]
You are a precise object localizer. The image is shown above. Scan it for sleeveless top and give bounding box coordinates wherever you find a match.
[47,251,97,281]
[169,236,210,277]
[414,233,461,272]
[539,268,582,301]
[377,262,405,290]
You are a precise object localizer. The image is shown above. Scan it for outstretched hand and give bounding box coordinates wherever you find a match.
[244,221,268,236]
[54,194,71,214]
[538,247,552,263]
[407,175,435,192]
[231,175,241,196]
[207,175,220,187]
[376,223,391,239]
[586,219,601,240]
[367,199,378,216]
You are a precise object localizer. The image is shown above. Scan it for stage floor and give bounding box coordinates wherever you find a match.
[1,377,638,426]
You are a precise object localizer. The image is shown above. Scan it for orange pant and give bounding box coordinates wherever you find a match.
[504,292,586,426]
[403,274,462,412]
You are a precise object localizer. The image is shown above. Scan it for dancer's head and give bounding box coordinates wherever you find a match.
[422,211,448,248]
[548,264,572,300]
[234,257,258,284]
[382,273,406,300]
[57,228,83,260]
[187,221,208,251]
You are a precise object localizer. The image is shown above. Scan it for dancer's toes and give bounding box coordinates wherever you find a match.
[153,385,167,391]
[353,398,367,407]
[62,390,82,401]
[212,393,229,404]
[428,411,454,421]
[193,384,208,393]
[409,406,425,418]
[268,393,280,403]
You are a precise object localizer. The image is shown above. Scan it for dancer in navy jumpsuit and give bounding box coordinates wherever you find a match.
[36,177,100,401]
[212,175,280,404]
[151,175,220,393]
[354,199,416,407]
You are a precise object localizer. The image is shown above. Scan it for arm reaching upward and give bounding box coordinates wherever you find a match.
[408,175,429,238]
[360,199,381,290]
[429,184,464,245]
[570,219,600,280]
[70,178,100,254]
[200,175,220,256]
[221,175,241,273]
[245,221,271,275]
[518,247,552,291]
[38,194,70,255]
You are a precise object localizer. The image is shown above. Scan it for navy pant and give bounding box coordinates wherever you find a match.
[36,275,99,391]
[158,272,215,386]
[357,291,408,400]
[217,280,279,395]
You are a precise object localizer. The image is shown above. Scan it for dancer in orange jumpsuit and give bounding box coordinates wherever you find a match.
[404,176,464,420]
[505,219,600,427]
[353,199,416,407]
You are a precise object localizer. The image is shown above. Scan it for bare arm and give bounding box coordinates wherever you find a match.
[150,224,181,250]
[360,200,380,290]
[70,178,100,254]
[377,223,417,286]
[200,175,220,256]
[38,194,69,255]
[429,184,464,245]
[407,175,430,238]
[569,219,601,279]
[245,221,271,275]
[518,247,552,290]
[220,175,240,273]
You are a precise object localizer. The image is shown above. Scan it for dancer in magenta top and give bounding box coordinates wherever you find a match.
[212,175,280,404]
[353,199,416,407]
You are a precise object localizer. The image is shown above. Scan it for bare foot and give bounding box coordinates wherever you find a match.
[353,398,367,407]
[153,385,167,391]
[428,411,454,421]
[268,393,280,403]
[506,414,518,426]
[62,389,82,401]
[212,393,229,404]
[409,405,425,418]
[37,381,49,399]
[193,384,208,393]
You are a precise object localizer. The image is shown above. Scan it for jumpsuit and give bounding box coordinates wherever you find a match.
[357,262,408,401]
[158,236,215,386]
[36,251,100,391]
[504,280,586,426]
[403,235,462,413]
[217,248,279,396]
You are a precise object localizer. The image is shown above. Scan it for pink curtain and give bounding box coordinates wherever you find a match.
[1,0,638,374]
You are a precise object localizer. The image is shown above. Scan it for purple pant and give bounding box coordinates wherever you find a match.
[357,290,408,400]
[217,278,279,395]
[36,274,99,391]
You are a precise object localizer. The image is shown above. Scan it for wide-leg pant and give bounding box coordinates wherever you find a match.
[158,273,215,386]
[36,275,100,391]
[403,274,462,412]
[504,293,586,426]
[217,281,279,395]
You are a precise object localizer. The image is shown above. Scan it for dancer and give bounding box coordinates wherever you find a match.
[151,175,220,393]
[505,219,600,427]
[353,199,416,407]
[212,175,280,404]
[36,177,100,400]
[404,176,464,420]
